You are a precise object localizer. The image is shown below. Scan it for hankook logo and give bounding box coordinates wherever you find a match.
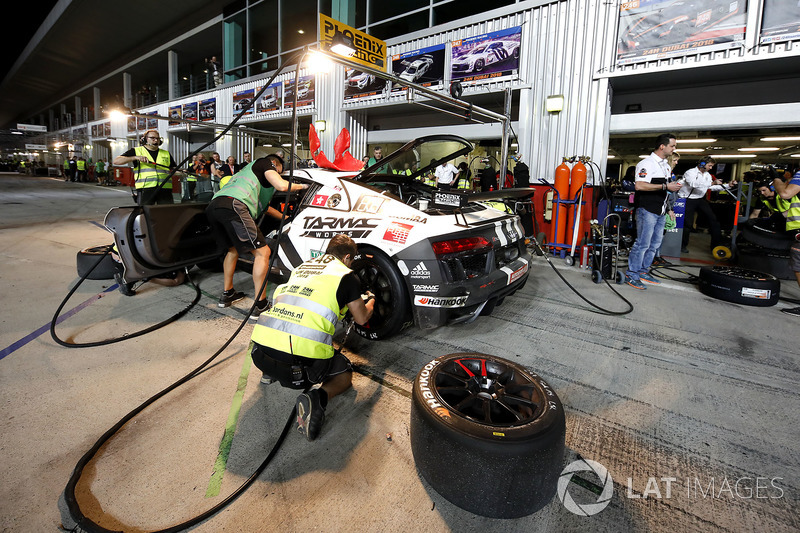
[414,295,469,308]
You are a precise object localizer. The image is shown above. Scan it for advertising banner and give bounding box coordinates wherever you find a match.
[104,122,111,137]
[147,113,158,130]
[233,88,255,116]
[760,0,800,44]
[182,101,198,121]
[451,26,522,83]
[616,0,746,65]
[319,13,387,72]
[256,83,282,113]
[200,98,216,121]
[169,105,181,127]
[137,115,146,131]
[127,116,136,133]
[283,75,315,108]
[390,44,446,93]
[344,68,387,100]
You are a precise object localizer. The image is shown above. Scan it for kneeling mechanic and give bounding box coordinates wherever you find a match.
[250,235,375,440]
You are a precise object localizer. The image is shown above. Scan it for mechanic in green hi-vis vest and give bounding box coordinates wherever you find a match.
[251,234,375,441]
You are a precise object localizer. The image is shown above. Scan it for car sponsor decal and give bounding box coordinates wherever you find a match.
[410,261,431,279]
[417,359,451,419]
[300,216,379,239]
[311,194,328,207]
[433,191,463,207]
[327,193,341,208]
[390,214,428,224]
[354,195,385,214]
[383,222,413,244]
[414,294,469,308]
[412,284,439,293]
[501,258,529,285]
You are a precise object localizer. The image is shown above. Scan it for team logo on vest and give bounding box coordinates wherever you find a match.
[410,261,431,279]
[414,294,469,308]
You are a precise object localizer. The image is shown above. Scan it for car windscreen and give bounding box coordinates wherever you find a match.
[358,137,472,183]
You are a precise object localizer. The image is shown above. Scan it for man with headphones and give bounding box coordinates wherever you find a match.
[771,166,800,316]
[677,156,736,253]
[113,129,177,205]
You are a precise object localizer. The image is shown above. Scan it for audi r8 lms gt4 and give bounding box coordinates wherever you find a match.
[398,55,434,83]
[451,40,520,74]
[104,135,533,340]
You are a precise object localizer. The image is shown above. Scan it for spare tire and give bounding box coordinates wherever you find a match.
[410,353,566,518]
[76,245,117,280]
[739,220,794,251]
[698,265,780,307]
[736,244,793,280]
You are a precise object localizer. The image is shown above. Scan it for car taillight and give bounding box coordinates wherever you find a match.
[432,237,492,257]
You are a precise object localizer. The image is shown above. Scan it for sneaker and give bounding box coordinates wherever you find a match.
[639,272,661,285]
[781,306,800,317]
[296,389,325,441]
[260,374,275,384]
[625,277,646,290]
[681,247,689,254]
[651,256,670,266]
[114,272,136,296]
[218,289,245,308]
[249,300,271,320]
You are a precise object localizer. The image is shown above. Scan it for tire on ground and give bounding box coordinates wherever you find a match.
[76,245,117,280]
[350,249,410,340]
[698,265,780,307]
[410,353,566,518]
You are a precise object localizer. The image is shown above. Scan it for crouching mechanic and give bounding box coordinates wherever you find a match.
[250,235,375,440]
[205,154,308,318]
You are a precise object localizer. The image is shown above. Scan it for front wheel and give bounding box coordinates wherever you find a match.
[350,250,410,340]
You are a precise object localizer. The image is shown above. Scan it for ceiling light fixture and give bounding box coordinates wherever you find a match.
[710,154,757,158]
[760,136,800,142]
[676,138,716,143]
[737,147,779,152]
[674,148,704,153]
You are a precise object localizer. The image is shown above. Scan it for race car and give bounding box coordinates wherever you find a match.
[398,55,434,82]
[451,40,520,74]
[104,135,532,340]
[345,69,375,90]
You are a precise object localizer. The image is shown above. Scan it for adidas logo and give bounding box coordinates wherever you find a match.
[410,261,431,279]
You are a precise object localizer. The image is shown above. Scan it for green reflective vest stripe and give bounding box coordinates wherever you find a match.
[213,161,274,219]
[251,255,351,360]
[76,160,86,170]
[457,177,470,189]
[63,160,70,169]
[134,146,172,189]
[776,195,800,231]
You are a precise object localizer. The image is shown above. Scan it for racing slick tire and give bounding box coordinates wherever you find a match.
[698,265,780,307]
[735,244,793,280]
[739,220,794,251]
[76,245,117,280]
[410,353,566,518]
[350,249,410,340]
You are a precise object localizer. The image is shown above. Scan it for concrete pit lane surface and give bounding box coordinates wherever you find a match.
[0,172,798,532]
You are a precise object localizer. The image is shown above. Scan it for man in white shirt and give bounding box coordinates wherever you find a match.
[677,156,736,253]
[435,160,459,190]
[625,133,682,290]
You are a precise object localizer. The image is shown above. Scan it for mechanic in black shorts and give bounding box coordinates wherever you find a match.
[205,154,308,318]
[250,235,375,441]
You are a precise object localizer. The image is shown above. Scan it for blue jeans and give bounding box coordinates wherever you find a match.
[626,208,666,280]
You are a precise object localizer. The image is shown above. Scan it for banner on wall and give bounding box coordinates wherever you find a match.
[616,0,746,65]
[760,0,800,44]
[256,83,282,112]
[147,113,158,130]
[283,75,315,108]
[344,68,387,100]
[137,115,146,131]
[127,116,136,133]
[451,26,522,83]
[104,122,111,137]
[200,98,216,121]
[169,105,182,127]
[182,102,198,121]
[233,88,255,116]
[390,44,446,93]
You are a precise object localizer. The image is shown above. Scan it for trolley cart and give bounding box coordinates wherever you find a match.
[590,213,624,284]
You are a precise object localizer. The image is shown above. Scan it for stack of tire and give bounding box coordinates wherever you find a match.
[736,219,794,280]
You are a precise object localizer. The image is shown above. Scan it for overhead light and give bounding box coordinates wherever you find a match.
[282,143,293,147]
[330,32,356,57]
[263,143,273,147]
[674,148,704,153]
[314,119,326,132]
[790,154,800,158]
[607,155,616,159]
[760,136,800,142]
[11,130,23,135]
[298,29,305,34]
[711,154,757,158]
[545,95,564,113]
[307,50,333,73]
[676,138,716,143]
[738,147,780,152]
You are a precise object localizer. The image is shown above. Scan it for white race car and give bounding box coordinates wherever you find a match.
[452,40,520,74]
[346,69,375,90]
[398,55,434,83]
[105,135,532,339]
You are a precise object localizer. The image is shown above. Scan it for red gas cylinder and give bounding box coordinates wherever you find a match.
[565,160,587,247]
[549,160,571,245]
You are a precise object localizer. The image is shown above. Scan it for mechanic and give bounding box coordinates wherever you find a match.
[677,156,736,253]
[749,180,783,222]
[456,162,472,190]
[513,155,530,188]
[625,133,682,290]
[113,129,177,205]
[479,159,497,192]
[772,167,800,316]
[205,154,309,318]
[367,146,392,173]
[435,159,459,191]
[250,234,375,440]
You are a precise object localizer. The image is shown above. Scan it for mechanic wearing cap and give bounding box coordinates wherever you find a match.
[677,156,736,253]
[251,234,375,440]
[205,154,308,318]
[771,167,800,316]
[113,129,177,205]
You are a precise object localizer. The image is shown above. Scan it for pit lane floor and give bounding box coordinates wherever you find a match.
[0,173,797,532]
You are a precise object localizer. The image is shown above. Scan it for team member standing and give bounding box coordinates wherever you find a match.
[219,155,239,188]
[677,156,736,253]
[772,167,800,316]
[625,133,682,289]
[251,235,375,440]
[113,129,177,205]
[435,159,459,190]
[205,154,308,318]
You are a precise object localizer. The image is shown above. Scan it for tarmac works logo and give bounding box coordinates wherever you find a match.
[557,459,614,516]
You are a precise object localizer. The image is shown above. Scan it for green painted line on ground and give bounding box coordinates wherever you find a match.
[205,343,254,498]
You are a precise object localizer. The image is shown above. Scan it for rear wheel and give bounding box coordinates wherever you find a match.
[76,245,117,280]
[350,250,410,340]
